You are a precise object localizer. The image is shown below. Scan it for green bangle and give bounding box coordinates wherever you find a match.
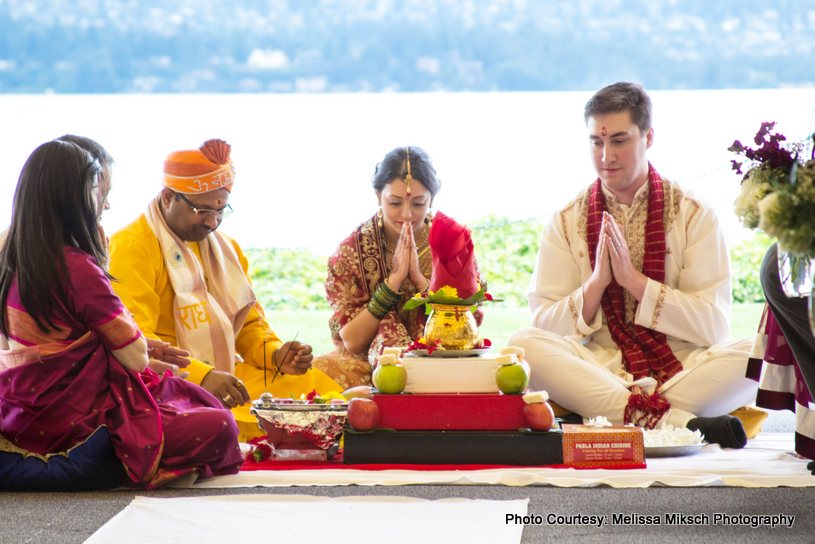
[368,296,390,320]
[368,283,402,320]
[379,281,400,301]
[367,302,387,320]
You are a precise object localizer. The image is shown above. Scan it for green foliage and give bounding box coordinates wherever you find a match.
[730,231,772,304]
[246,217,772,310]
[245,216,542,311]
[470,216,542,308]
[244,248,330,311]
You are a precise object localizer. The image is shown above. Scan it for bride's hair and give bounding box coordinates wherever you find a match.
[372,146,441,197]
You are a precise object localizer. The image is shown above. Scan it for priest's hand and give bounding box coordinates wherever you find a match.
[604,212,647,302]
[275,341,313,376]
[201,369,251,409]
[386,221,412,291]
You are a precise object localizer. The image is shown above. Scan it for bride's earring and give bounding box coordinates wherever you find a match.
[425,205,433,227]
[377,207,384,229]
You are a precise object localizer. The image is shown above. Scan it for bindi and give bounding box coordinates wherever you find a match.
[216,199,223,206]
[601,126,607,136]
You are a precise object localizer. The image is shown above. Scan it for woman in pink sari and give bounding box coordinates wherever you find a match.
[0,140,243,489]
[313,146,486,389]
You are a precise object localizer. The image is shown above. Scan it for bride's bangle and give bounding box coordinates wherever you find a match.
[368,282,401,320]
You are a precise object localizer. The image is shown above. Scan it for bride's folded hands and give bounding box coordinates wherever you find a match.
[406,222,429,292]
[386,220,412,291]
[387,220,428,292]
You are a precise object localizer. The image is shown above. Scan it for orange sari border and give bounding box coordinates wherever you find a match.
[0,331,93,372]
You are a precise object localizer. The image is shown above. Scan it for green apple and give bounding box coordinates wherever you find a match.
[495,362,530,394]
[373,363,407,394]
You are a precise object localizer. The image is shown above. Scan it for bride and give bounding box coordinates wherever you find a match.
[313,146,486,388]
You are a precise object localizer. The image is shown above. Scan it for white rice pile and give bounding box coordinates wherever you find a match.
[642,424,704,447]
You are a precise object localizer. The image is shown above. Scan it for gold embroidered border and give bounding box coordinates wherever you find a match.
[0,426,112,462]
[660,180,683,236]
[354,216,386,298]
[650,283,668,330]
[576,188,591,242]
[567,293,581,336]
[685,199,701,233]
[560,211,570,246]
[6,306,70,346]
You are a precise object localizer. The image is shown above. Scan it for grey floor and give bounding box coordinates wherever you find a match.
[0,410,810,544]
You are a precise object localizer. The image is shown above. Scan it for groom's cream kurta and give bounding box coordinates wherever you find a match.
[510,179,757,427]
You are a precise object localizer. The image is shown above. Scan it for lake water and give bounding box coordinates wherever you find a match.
[1,90,814,253]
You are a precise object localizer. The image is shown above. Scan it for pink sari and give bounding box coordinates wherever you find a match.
[0,247,242,488]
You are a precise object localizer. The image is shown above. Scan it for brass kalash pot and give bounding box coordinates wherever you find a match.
[423,303,478,350]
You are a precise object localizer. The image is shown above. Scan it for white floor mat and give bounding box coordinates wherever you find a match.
[86,495,528,544]
[193,433,814,488]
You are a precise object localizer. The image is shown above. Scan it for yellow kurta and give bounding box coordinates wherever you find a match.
[109,214,342,439]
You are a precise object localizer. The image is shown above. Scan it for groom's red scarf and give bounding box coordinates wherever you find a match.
[586,164,682,428]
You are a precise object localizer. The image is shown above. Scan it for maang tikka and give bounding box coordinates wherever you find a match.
[404,146,413,196]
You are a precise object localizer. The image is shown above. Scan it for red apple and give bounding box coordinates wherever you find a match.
[347,397,380,431]
[523,401,555,431]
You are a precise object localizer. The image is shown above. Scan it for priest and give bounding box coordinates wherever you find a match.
[109,139,342,439]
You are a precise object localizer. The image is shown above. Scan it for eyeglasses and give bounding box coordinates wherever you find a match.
[177,193,233,219]
[92,182,110,210]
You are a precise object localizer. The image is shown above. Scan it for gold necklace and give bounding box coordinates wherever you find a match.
[383,226,429,254]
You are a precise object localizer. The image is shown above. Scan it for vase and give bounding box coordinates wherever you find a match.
[423,303,478,350]
[777,250,813,298]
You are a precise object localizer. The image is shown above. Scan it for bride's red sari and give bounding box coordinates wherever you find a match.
[313,214,485,389]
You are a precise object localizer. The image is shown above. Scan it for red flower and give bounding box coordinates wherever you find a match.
[484,292,494,301]
[246,436,273,462]
[305,389,318,402]
[474,337,492,349]
[406,338,428,352]
[731,122,795,174]
[754,121,776,145]
[252,443,273,462]
[426,339,442,355]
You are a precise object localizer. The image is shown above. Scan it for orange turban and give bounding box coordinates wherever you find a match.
[163,139,236,194]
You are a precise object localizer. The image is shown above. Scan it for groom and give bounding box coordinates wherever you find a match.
[510,82,758,448]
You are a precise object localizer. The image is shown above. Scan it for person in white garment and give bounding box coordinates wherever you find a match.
[509,82,758,448]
